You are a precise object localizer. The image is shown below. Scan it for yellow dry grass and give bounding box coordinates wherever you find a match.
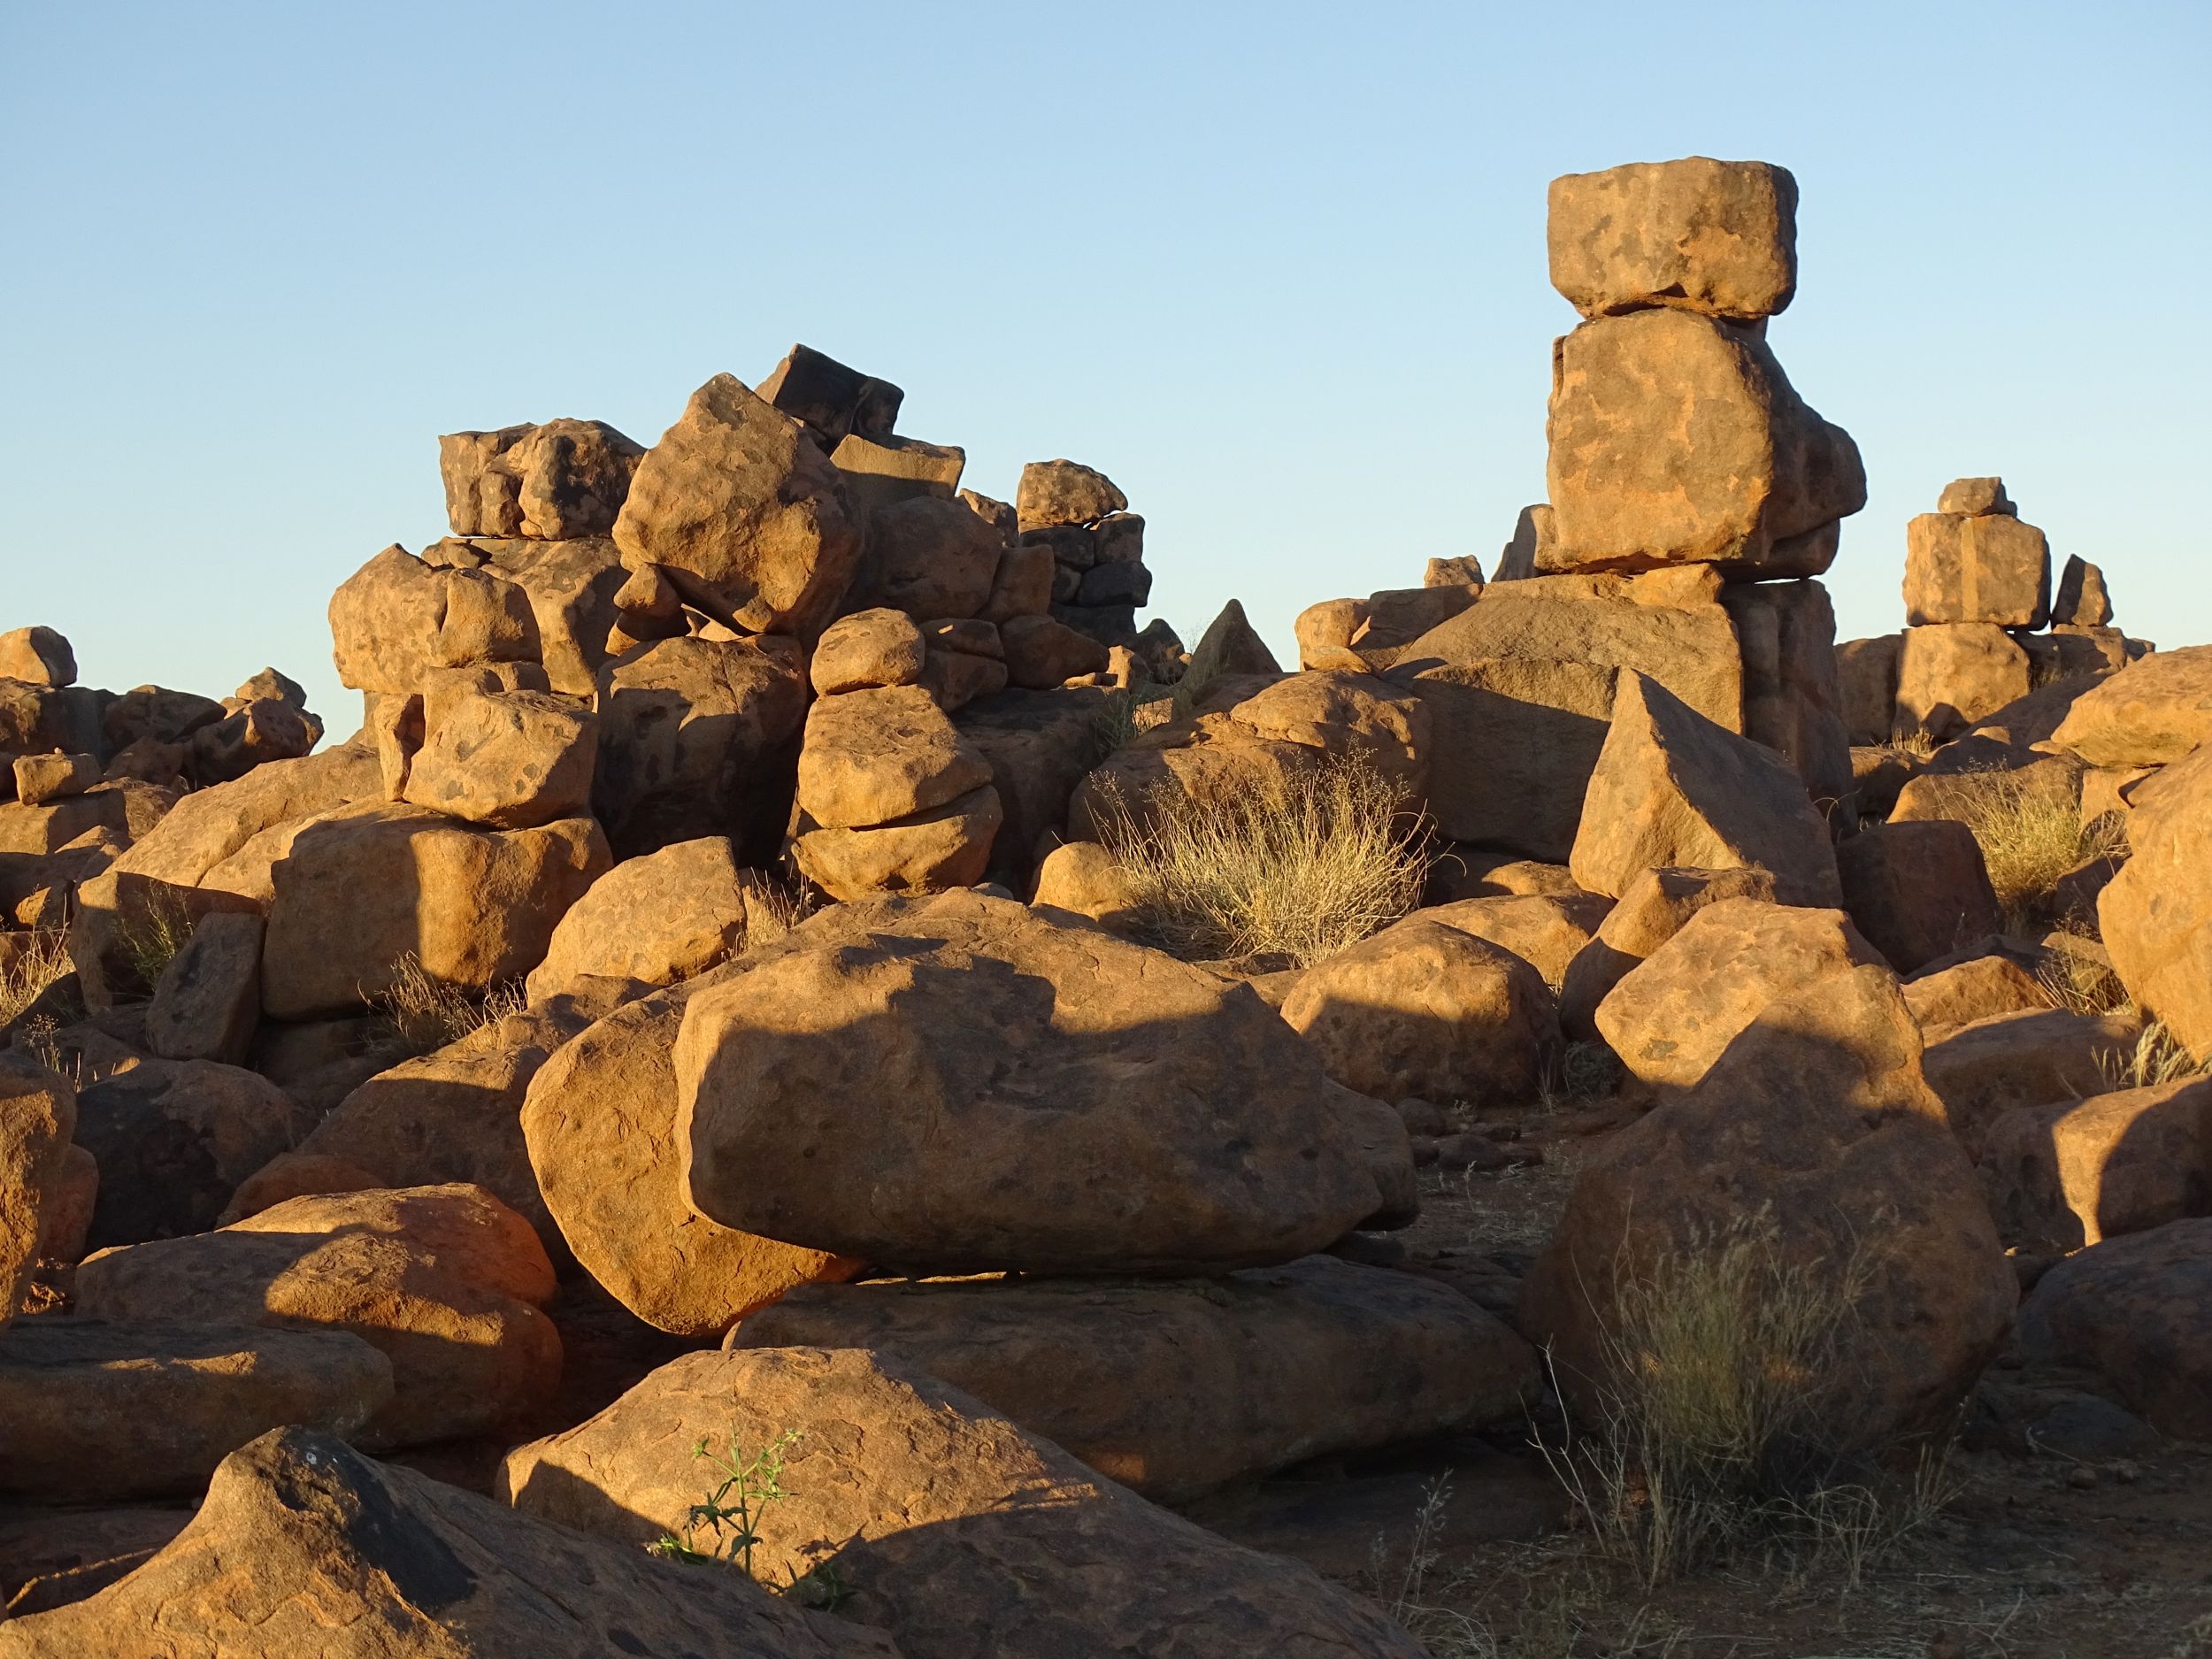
[0,931,73,1027]
[374,952,525,1053]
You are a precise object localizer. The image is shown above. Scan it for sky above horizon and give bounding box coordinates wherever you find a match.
[4,3,2208,733]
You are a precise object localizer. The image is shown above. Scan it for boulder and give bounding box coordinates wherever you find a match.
[438,419,643,541]
[2053,555,2113,627]
[0,627,75,687]
[848,495,1003,618]
[460,534,629,695]
[1002,614,1112,687]
[1557,865,1780,1039]
[1902,512,2051,628]
[757,342,902,445]
[1895,623,2032,741]
[185,699,319,787]
[219,1151,383,1222]
[791,786,1004,901]
[75,1185,559,1450]
[611,373,865,638]
[592,633,808,861]
[1569,671,1841,905]
[1279,915,1556,1107]
[1186,599,1284,679]
[1017,459,1127,532]
[499,1348,1424,1659]
[982,541,1056,624]
[1920,1008,2144,1154]
[1595,898,1885,1095]
[1,1054,74,1326]
[677,891,1386,1274]
[73,1058,307,1250]
[918,643,1010,711]
[2099,741,2212,1059]
[954,687,1117,883]
[1978,1079,2212,1253]
[1901,953,2052,1031]
[1889,750,2083,826]
[1418,892,1614,987]
[524,835,756,1000]
[1546,157,1797,321]
[1522,965,2015,1455]
[12,752,97,806]
[1937,477,2014,517]
[2052,644,2212,767]
[1835,819,2002,974]
[0,1320,392,1501]
[1545,308,1863,576]
[828,433,965,514]
[143,910,263,1064]
[0,1426,895,1659]
[810,607,927,695]
[1030,839,1140,927]
[1722,578,1855,819]
[1835,633,1901,744]
[260,803,609,1019]
[795,685,994,830]
[402,688,595,830]
[728,1256,1536,1502]
[524,964,860,1337]
[2017,1219,2212,1440]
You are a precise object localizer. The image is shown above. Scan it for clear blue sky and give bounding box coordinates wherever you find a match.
[5,3,2207,733]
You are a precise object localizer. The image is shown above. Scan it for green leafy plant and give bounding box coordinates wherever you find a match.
[114,888,196,994]
[649,1428,803,1579]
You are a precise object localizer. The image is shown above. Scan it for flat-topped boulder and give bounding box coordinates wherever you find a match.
[1548,157,1797,322]
[1,1054,75,1329]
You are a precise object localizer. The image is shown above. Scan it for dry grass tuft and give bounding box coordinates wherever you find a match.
[1955,770,2126,933]
[114,888,197,995]
[1092,752,1432,970]
[1537,1041,1622,1115]
[1544,1212,1952,1590]
[2097,1020,2212,1093]
[374,952,525,1053]
[739,879,817,953]
[1886,726,1939,763]
[2037,923,2135,1018]
[1,932,74,1027]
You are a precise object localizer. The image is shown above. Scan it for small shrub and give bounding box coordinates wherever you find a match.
[1542,1210,1947,1588]
[114,888,196,995]
[2097,1021,2211,1093]
[373,953,524,1053]
[1,931,73,1027]
[1536,1041,1621,1115]
[1955,771,2125,933]
[1092,752,1432,970]
[738,879,816,954]
[1886,727,1939,763]
[649,1428,849,1607]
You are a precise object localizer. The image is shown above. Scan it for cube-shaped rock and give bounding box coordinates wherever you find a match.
[1547,157,1798,322]
[1903,512,2051,627]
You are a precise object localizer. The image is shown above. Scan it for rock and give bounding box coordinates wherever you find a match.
[1920,1009,2143,1154]
[1421,892,1614,987]
[791,785,1004,900]
[1523,964,2015,1455]
[1721,578,1855,818]
[796,685,995,830]
[1890,751,2082,830]
[524,964,858,1337]
[523,836,756,1000]
[0,1504,189,1618]
[0,1425,895,1659]
[1978,1079,2212,1253]
[1,1055,74,1325]
[2052,645,2212,767]
[2053,555,2113,627]
[143,910,262,1065]
[218,1151,383,1223]
[465,534,628,696]
[1187,599,1283,679]
[1894,623,2034,741]
[1389,571,1744,858]
[757,342,902,446]
[982,541,1056,624]
[954,687,1118,884]
[402,688,596,830]
[848,494,1002,618]
[327,547,528,695]
[1901,954,2052,1031]
[1279,915,1556,1107]
[1902,512,2052,627]
[729,1256,1534,1502]
[678,891,1385,1274]
[259,804,606,1019]
[1835,819,2002,974]
[1427,849,1590,902]
[810,607,927,695]
[100,686,223,751]
[1596,898,1884,1095]
[2098,742,2212,1060]
[2017,1220,2212,1440]
[592,633,808,861]
[828,433,966,514]
[1547,157,1797,321]
[1546,308,1863,575]
[499,1347,1422,1659]
[918,645,1010,712]
[438,419,643,541]
[0,1320,392,1501]
[76,1185,558,1450]
[1836,634,1901,744]
[1030,839,1140,926]
[11,752,97,807]
[288,1003,601,1256]
[73,1058,306,1250]
[1570,671,1841,904]
[1001,615,1112,687]
[0,627,75,687]
[1017,459,1127,531]
[1938,476,2015,517]
[185,699,319,787]
[611,373,865,639]
[1557,865,1780,1040]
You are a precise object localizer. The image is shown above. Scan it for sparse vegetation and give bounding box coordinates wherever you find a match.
[2037,922,2135,1017]
[114,887,197,994]
[2097,1020,2212,1093]
[649,1428,849,1609]
[0,930,73,1027]
[1955,769,2127,933]
[373,952,525,1052]
[1536,1041,1622,1116]
[1885,726,1939,763]
[738,878,816,953]
[1091,752,1432,970]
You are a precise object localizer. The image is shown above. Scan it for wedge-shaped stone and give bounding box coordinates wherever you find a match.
[2053,554,2113,627]
[499,1347,1423,1659]
[2053,644,2212,767]
[2099,741,2212,1060]
[1837,819,2001,974]
[1978,1079,2212,1254]
[757,342,902,445]
[1558,866,1780,1040]
[1570,671,1841,904]
[677,891,1385,1274]
[0,1425,895,1659]
[1901,953,2052,1033]
[0,1054,74,1329]
[1548,157,1797,321]
[1524,965,2015,1455]
[728,1256,1537,1502]
[1921,1008,2144,1155]
[524,834,756,1000]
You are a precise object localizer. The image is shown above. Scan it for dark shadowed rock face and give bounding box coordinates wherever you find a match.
[0,1425,895,1659]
